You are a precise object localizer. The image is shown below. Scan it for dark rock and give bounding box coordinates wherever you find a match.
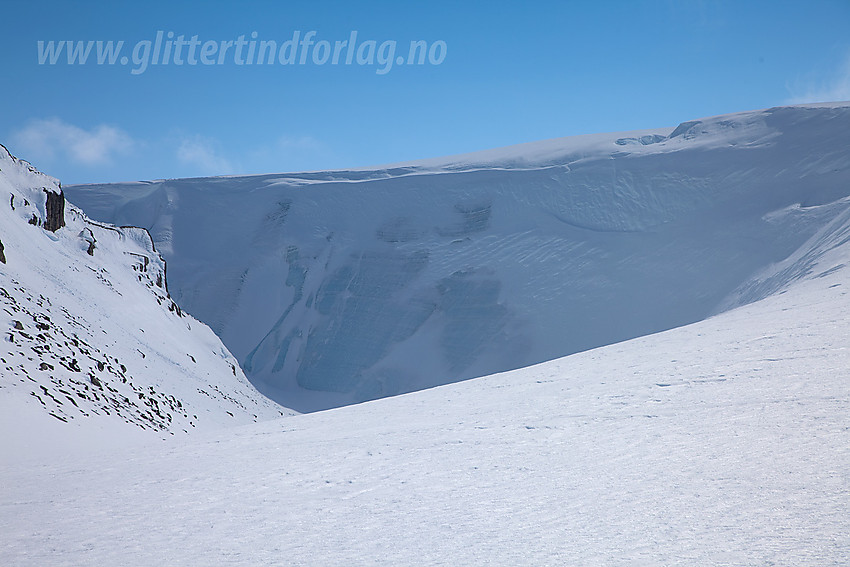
[43,189,65,232]
[0,239,4,264]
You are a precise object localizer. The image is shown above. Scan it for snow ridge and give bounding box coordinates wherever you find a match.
[66,104,850,411]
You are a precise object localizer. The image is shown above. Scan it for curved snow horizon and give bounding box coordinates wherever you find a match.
[66,102,850,411]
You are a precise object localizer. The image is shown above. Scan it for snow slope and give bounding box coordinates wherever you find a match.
[66,103,850,411]
[2,219,848,566]
[0,145,288,459]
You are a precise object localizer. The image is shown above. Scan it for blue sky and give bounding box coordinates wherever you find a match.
[1,0,849,185]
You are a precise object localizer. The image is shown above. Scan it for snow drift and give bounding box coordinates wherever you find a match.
[66,103,850,411]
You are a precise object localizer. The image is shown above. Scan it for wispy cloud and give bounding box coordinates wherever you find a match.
[7,118,326,182]
[786,53,850,104]
[245,135,327,173]
[11,118,135,166]
[176,135,236,176]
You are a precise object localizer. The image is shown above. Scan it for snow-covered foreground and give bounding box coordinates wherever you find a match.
[3,261,848,565]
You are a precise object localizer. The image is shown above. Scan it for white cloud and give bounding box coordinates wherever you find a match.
[786,53,850,104]
[12,118,135,166]
[8,119,322,181]
[176,135,235,175]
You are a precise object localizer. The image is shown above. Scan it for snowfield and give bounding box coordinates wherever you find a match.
[3,102,850,565]
[67,103,850,411]
[2,250,848,566]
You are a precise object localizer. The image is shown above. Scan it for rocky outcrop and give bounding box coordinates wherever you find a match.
[80,228,96,256]
[0,239,5,263]
[43,189,65,232]
[1,145,289,437]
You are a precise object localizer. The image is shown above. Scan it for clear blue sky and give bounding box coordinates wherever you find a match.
[1,0,849,184]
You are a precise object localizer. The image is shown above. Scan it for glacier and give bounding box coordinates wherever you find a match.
[66,103,850,411]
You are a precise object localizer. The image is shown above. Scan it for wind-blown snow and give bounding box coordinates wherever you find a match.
[67,103,850,411]
[2,238,848,565]
[0,145,289,459]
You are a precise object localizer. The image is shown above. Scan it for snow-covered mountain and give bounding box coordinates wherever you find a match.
[3,213,848,566]
[67,102,850,411]
[3,105,849,565]
[0,144,288,457]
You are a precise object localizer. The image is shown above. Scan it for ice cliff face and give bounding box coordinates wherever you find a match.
[66,103,850,411]
[0,144,287,442]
